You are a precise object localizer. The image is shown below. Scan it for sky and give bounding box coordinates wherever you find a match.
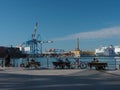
[0,0,120,51]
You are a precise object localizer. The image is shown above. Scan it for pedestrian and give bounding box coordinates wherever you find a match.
[26,56,29,67]
[5,54,11,67]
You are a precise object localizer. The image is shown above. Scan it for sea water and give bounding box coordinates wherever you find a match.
[1,57,120,70]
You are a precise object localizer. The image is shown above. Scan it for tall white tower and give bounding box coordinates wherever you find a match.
[75,38,79,50]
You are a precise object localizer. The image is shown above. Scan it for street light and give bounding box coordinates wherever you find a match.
[39,40,53,54]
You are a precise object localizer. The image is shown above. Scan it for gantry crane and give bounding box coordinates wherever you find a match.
[32,22,38,40]
[25,21,53,56]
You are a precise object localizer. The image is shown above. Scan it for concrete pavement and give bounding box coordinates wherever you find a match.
[0,68,120,90]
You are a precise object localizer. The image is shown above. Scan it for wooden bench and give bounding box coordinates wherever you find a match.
[52,62,71,69]
[87,62,107,70]
[26,61,41,69]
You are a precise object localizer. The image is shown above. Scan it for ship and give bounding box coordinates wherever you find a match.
[95,45,115,56]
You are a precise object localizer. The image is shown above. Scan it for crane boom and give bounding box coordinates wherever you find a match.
[32,22,38,39]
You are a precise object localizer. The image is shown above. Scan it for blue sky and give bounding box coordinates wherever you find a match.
[0,0,120,51]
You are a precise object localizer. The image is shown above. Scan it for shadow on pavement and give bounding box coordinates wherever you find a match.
[0,70,120,90]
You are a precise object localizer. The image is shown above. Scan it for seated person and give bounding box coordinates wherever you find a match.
[93,58,99,62]
[31,59,35,62]
[57,57,63,63]
[65,58,70,63]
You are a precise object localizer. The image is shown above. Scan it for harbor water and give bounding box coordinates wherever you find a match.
[1,57,120,70]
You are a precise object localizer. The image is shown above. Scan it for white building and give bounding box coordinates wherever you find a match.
[18,46,31,54]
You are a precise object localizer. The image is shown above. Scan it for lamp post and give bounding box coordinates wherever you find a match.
[39,40,53,54]
[39,41,53,69]
[46,56,49,68]
[115,59,117,70]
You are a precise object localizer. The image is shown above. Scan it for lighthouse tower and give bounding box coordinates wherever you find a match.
[75,38,80,51]
[72,38,80,58]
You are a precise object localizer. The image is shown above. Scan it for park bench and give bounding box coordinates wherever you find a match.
[26,60,41,69]
[52,61,71,69]
[87,62,107,70]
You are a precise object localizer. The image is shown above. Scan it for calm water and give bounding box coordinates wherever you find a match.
[1,57,120,70]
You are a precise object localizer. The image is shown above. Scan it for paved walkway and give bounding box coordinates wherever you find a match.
[0,68,120,90]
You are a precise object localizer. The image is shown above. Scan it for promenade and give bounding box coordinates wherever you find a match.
[0,67,120,90]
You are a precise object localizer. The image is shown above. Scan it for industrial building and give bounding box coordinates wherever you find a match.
[0,46,26,58]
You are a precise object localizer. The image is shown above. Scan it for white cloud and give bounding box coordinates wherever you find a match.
[53,26,120,41]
